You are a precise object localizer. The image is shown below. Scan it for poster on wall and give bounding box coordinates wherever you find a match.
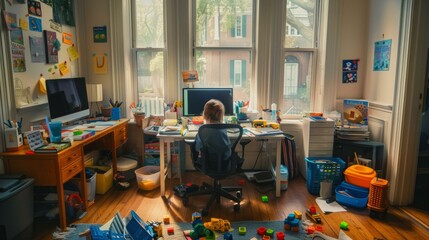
[93,26,107,43]
[28,0,42,17]
[53,0,75,26]
[29,16,42,32]
[44,30,59,64]
[29,36,46,63]
[373,39,392,71]
[93,53,108,74]
[342,59,358,84]
[11,29,26,72]
[2,10,18,30]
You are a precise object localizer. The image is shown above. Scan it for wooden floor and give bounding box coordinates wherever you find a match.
[32,171,429,240]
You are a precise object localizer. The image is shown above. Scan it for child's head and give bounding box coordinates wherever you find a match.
[203,99,225,123]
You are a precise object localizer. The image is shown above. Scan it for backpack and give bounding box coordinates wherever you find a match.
[281,133,298,180]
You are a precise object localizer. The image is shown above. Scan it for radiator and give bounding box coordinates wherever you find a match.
[139,97,165,116]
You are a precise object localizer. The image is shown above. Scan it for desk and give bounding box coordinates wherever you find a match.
[157,129,285,197]
[0,119,129,231]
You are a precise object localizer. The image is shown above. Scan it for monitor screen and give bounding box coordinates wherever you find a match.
[182,88,234,117]
[46,77,90,123]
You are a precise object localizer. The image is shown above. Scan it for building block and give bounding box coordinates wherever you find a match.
[294,210,302,220]
[163,215,170,224]
[340,221,349,230]
[192,212,202,221]
[239,227,246,235]
[276,231,285,240]
[315,225,323,232]
[223,232,233,240]
[266,228,274,236]
[262,235,271,240]
[167,226,174,235]
[262,195,269,202]
[239,179,245,186]
[257,226,267,236]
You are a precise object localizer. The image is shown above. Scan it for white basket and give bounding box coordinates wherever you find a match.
[135,166,160,191]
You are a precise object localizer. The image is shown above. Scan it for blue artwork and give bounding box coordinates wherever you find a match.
[373,39,392,71]
[342,59,359,84]
[29,16,42,32]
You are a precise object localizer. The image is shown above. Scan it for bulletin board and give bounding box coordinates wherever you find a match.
[3,0,80,109]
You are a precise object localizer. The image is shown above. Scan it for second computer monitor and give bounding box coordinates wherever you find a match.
[182,88,234,117]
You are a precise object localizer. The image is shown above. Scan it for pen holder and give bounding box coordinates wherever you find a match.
[111,107,121,120]
[4,128,23,151]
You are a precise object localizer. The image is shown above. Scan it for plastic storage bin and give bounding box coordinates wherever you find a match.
[305,157,346,195]
[0,177,35,240]
[85,169,97,202]
[135,166,160,191]
[88,166,113,194]
[344,164,376,188]
[117,157,138,181]
[335,181,369,208]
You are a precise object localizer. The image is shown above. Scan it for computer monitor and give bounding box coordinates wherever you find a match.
[46,77,90,123]
[182,88,234,117]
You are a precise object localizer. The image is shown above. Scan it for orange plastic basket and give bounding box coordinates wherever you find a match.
[367,178,389,211]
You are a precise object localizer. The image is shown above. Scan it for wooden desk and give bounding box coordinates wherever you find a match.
[0,119,129,231]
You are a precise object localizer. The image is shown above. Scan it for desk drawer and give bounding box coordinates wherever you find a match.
[59,148,82,169]
[115,124,128,147]
[62,160,82,182]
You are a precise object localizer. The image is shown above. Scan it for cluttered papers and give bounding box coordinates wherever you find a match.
[315,197,347,213]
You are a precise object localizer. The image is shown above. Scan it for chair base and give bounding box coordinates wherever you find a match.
[183,180,242,216]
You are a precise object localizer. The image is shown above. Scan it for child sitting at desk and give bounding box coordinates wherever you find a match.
[193,99,243,170]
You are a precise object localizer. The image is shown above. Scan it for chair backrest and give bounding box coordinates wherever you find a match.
[195,124,243,179]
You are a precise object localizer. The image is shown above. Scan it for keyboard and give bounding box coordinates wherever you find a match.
[187,125,200,132]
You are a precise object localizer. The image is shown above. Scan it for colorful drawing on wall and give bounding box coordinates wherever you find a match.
[19,18,29,30]
[41,0,53,7]
[28,0,42,17]
[93,53,108,74]
[53,0,75,26]
[11,29,26,72]
[29,16,42,32]
[44,30,59,64]
[67,45,79,61]
[342,59,359,84]
[2,10,18,30]
[62,32,72,45]
[49,19,62,32]
[93,26,107,43]
[373,39,392,71]
[29,36,46,63]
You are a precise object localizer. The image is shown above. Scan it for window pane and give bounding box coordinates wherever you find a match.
[285,0,316,48]
[194,49,250,101]
[136,51,164,98]
[135,0,164,48]
[195,0,253,47]
[282,52,313,115]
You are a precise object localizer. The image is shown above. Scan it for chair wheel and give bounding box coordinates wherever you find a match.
[233,203,240,212]
[236,191,242,199]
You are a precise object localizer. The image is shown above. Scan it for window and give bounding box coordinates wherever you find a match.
[282,0,318,115]
[133,0,165,99]
[194,0,254,102]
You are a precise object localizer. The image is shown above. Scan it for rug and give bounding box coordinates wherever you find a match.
[55,221,309,239]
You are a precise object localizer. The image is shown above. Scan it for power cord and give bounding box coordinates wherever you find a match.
[251,140,267,169]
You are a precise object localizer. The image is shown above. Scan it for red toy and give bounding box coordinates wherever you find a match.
[257,226,267,236]
[276,231,285,240]
[167,226,174,235]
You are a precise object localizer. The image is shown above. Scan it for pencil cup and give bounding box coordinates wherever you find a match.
[111,107,121,120]
[49,121,62,143]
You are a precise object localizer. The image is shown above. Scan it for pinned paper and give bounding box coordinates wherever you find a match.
[29,36,46,63]
[62,32,72,45]
[67,45,79,61]
[49,19,62,32]
[59,61,70,76]
[38,74,47,94]
[93,54,108,74]
[19,18,28,30]
[29,16,42,32]
[2,10,17,30]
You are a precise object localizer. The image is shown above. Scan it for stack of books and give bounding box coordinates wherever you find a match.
[335,126,370,141]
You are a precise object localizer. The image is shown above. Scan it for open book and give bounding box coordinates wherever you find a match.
[247,127,283,136]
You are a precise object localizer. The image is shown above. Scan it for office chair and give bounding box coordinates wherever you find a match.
[184,124,244,216]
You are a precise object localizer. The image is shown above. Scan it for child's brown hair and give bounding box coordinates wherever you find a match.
[203,99,225,123]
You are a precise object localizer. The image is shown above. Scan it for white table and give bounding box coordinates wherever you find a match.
[157,129,285,197]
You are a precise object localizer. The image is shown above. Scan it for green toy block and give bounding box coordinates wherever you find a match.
[266,228,274,236]
[340,221,349,230]
[239,226,247,235]
[262,195,269,202]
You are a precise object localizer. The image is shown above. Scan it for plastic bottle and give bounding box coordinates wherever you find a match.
[271,103,277,121]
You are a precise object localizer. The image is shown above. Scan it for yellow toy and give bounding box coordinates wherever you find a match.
[252,119,267,128]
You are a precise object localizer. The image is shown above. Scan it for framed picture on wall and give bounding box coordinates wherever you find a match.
[43,30,59,64]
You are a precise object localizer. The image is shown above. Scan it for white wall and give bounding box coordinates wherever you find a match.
[363,0,401,105]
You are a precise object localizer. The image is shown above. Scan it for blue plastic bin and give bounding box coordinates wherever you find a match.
[335,181,369,208]
[305,157,346,195]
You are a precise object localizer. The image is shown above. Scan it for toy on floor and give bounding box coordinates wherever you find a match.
[284,213,300,232]
[204,218,231,232]
[306,205,322,223]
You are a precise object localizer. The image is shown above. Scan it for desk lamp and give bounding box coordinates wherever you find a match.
[182,70,199,88]
[87,83,103,117]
